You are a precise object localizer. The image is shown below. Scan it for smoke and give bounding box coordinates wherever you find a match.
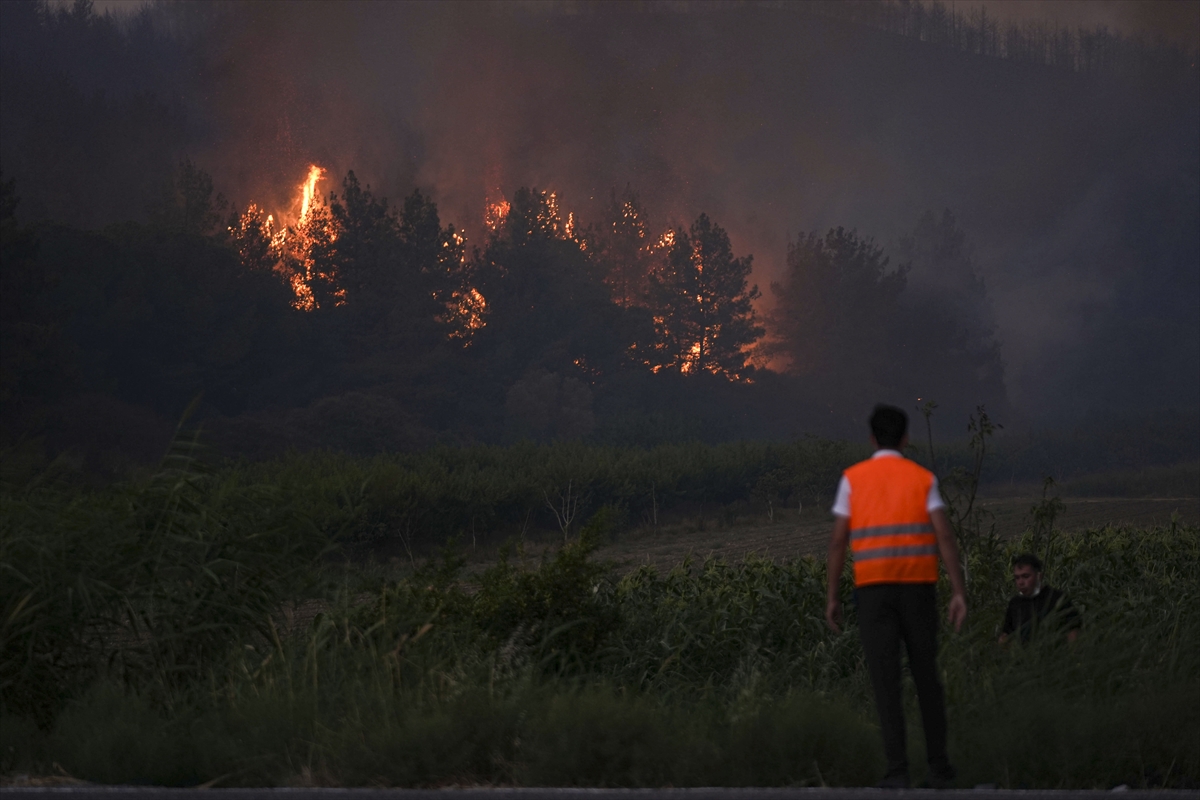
[9,1,1200,422]
[979,1,1200,51]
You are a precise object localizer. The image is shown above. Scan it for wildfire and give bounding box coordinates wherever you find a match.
[298,165,325,224]
[485,190,582,243]
[542,192,578,241]
[679,341,703,375]
[485,198,510,232]
[446,287,488,343]
[231,164,334,311]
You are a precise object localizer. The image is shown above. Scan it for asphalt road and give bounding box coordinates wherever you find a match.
[0,788,1191,800]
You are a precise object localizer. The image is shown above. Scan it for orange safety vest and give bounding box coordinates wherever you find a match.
[844,455,941,586]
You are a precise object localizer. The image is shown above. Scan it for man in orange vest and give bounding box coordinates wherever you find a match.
[825,404,967,789]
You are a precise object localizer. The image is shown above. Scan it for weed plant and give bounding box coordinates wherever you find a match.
[2,444,1197,787]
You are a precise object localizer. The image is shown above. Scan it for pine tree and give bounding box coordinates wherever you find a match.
[585,185,655,308]
[646,214,762,379]
[766,227,906,391]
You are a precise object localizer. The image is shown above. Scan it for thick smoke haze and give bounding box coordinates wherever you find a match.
[4,0,1198,436]
[979,0,1200,50]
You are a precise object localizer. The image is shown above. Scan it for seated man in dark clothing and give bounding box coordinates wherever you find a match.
[1000,553,1081,644]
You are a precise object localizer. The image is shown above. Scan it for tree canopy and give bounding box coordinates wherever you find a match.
[0,160,1013,464]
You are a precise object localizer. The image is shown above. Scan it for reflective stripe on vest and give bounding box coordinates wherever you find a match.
[844,456,940,586]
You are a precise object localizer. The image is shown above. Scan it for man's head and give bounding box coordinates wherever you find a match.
[869,404,909,450]
[1012,553,1043,597]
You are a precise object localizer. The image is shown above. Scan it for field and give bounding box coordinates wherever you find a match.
[2,442,1198,789]
[579,494,1200,576]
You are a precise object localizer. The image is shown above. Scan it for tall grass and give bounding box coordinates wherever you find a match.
[2,444,1197,787]
[1,439,326,723]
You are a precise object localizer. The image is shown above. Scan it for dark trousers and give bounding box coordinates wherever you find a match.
[856,583,949,776]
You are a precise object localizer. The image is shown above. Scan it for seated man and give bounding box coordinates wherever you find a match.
[1000,553,1081,644]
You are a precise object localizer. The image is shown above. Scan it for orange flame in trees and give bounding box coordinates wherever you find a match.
[484,198,510,233]
[446,287,488,343]
[231,164,335,311]
[298,165,324,224]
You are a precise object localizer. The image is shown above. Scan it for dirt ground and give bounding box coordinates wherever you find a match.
[585,494,1200,575]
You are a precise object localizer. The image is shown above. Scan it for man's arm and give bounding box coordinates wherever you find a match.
[825,515,851,633]
[930,508,968,631]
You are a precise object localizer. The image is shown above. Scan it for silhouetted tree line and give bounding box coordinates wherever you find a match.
[0,159,1007,467]
[809,0,1197,80]
[0,0,192,227]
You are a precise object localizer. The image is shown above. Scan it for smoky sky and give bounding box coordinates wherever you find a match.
[9,1,1200,422]
[978,0,1200,51]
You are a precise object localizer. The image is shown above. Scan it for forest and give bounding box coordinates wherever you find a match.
[1,160,1018,468]
[2,0,1198,472]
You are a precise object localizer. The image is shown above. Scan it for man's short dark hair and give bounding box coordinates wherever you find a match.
[869,404,908,448]
[1012,553,1043,571]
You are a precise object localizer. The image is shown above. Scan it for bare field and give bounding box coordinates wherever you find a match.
[586,495,1200,575]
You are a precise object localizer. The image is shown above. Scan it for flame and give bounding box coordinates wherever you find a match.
[231,164,334,311]
[636,228,752,382]
[543,192,578,241]
[298,165,325,224]
[447,287,488,343]
[287,271,317,312]
[485,189,583,243]
[545,192,561,232]
[485,198,510,232]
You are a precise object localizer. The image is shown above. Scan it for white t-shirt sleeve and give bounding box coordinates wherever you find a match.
[831,475,851,517]
[927,477,945,513]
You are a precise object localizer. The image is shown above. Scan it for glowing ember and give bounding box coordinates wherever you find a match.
[447,287,488,343]
[680,341,703,375]
[485,198,510,232]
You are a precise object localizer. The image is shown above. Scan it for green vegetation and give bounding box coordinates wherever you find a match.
[2,442,1197,788]
[232,437,864,549]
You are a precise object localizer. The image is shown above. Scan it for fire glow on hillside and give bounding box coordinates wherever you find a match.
[229,170,755,382]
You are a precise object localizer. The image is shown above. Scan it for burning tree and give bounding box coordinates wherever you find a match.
[226,165,332,311]
[645,214,762,380]
[469,187,633,378]
[584,185,656,308]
